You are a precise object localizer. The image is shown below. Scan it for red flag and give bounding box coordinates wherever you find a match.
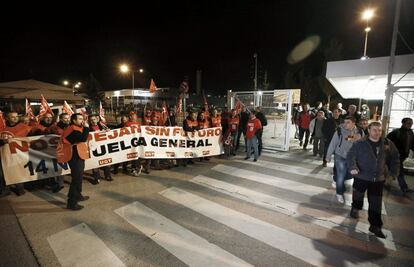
[99,101,106,123]
[149,79,157,93]
[235,100,242,114]
[38,94,54,118]
[0,110,6,131]
[25,98,36,120]
[202,92,209,117]
[63,101,74,116]
[77,107,88,122]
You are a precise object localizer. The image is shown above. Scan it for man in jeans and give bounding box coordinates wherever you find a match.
[347,122,399,238]
[244,113,262,162]
[326,116,364,203]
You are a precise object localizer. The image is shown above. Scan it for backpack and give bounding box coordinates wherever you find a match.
[336,127,363,147]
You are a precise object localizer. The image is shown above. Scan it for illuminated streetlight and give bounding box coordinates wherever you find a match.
[362,9,374,20]
[119,63,145,89]
[361,8,375,60]
[119,64,130,73]
[63,80,82,95]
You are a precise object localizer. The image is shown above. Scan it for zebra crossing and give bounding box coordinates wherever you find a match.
[46,152,411,266]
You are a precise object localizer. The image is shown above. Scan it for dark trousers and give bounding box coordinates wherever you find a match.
[257,129,263,154]
[92,166,111,179]
[397,158,408,191]
[68,154,85,206]
[235,130,246,151]
[298,127,310,148]
[352,178,384,228]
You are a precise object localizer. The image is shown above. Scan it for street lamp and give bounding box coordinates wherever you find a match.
[119,63,144,89]
[63,80,82,95]
[253,53,258,91]
[361,9,375,60]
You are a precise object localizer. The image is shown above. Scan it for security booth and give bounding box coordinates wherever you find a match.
[326,54,414,132]
[228,89,300,151]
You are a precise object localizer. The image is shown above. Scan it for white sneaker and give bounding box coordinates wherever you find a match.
[131,169,140,177]
[331,181,336,188]
[336,194,344,204]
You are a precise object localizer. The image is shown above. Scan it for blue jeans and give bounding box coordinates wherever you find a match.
[246,136,259,160]
[334,155,349,195]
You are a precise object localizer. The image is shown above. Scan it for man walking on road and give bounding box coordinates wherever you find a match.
[347,122,400,238]
[326,116,364,203]
[386,117,414,195]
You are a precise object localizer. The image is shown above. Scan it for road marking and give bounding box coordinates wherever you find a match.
[160,187,378,267]
[234,159,332,180]
[191,175,395,250]
[115,201,252,267]
[212,164,387,215]
[47,223,125,267]
[261,151,330,166]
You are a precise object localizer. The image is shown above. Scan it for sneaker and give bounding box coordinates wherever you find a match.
[131,169,140,177]
[91,178,100,185]
[336,194,344,204]
[299,141,303,146]
[322,161,327,167]
[350,208,359,219]
[253,159,257,162]
[105,176,113,182]
[369,226,386,239]
[331,181,336,188]
[244,157,250,160]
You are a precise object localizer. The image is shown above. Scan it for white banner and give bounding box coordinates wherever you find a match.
[1,126,223,185]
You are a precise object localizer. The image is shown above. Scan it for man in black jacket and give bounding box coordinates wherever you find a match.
[254,107,267,155]
[387,117,414,195]
[64,113,90,211]
[347,121,399,238]
[236,107,249,152]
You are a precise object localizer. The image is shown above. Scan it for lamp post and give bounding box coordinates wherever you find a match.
[361,9,374,60]
[119,64,144,89]
[253,53,258,91]
[63,80,82,95]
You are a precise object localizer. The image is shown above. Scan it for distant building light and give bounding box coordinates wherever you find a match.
[114,91,121,97]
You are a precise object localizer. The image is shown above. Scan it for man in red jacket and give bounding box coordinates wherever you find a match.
[244,113,262,161]
[296,103,315,150]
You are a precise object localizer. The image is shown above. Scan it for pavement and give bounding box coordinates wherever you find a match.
[1,146,414,267]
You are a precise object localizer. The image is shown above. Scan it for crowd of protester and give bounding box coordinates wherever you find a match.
[293,101,413,238]
[0,104,268,209]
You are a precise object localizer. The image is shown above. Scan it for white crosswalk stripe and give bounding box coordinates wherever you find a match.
[160,187,379,267]
[190,174,396,250]
[212,164,387,215]
[47,223,125,267]
[115,201,253,267]
[233,159,384,212]
[234,158,332,180]
[261,151,329,166]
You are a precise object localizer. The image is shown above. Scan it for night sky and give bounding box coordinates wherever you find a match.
[1,0,413,95]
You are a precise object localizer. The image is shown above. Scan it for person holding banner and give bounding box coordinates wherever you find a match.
[113,115,130,174]
[244,112,262,162]
[124,112,142,176]
[47,113,71,193]
[183,111,199,165]
[88,115,113,183]
[0,112,33,196]
[197,112,210,161]
[60,113,90,211]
